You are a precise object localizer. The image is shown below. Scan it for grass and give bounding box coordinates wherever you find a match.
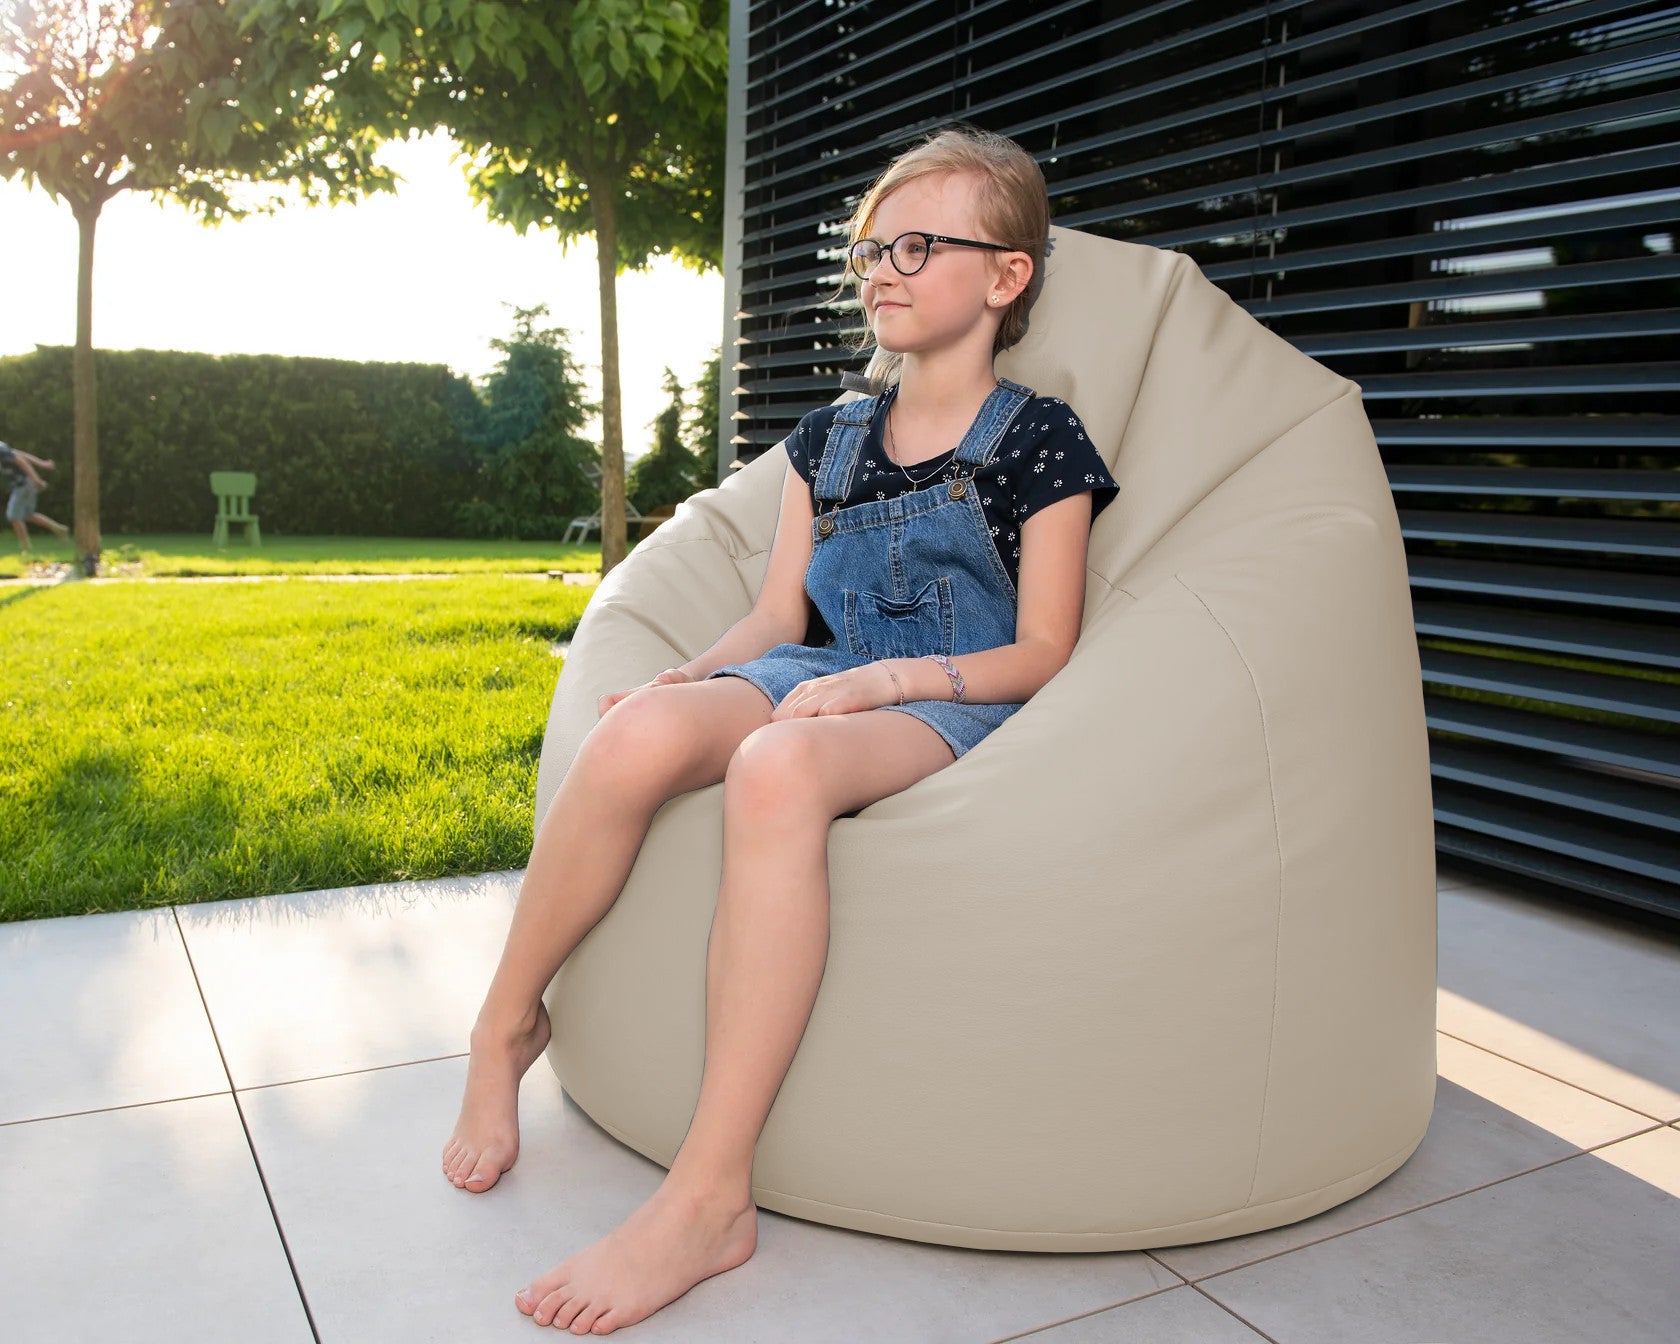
[0,532,609,579]
[0,573,595,921]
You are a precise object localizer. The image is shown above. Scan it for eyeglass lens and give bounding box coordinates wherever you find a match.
[851,233,930,278]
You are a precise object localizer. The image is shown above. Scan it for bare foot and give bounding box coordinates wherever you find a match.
[441,1000,552,1192]
[514,1179,758,1334]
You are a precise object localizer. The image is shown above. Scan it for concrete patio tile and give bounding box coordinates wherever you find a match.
[0,1093,312,1344]
[239,1055,1181,1343]
[1149,1032,1659,1281]
[1003,1285,1269,1341]
[0,908,227,1125]
[1438,882,1680,1121]
[1189,1125,1680,1344]
[175,870,522,1088]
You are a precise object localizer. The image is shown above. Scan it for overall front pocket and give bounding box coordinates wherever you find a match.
[844,576,956,660]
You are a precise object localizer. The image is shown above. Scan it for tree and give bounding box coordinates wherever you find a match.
[0,0,402,570]
[256,0,729,576]
[456,303,600,540]
[684,344,719,474]
[627,365,706,515]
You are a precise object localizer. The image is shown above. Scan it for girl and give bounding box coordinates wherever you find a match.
[442,122,1120,1335]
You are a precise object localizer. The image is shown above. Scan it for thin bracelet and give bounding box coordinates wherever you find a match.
[882,664,906,705]
[924,653,966,702]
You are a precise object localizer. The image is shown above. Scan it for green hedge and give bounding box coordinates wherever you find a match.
[0,347,484,536]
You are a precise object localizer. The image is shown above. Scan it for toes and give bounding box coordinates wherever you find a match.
[590,1312,618,1335]
[570,1302,607,1334]
[463,1158,501,1191]
[519,1270,570,1323]
[533,1287,572,1327]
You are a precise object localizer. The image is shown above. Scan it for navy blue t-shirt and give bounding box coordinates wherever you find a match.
[783,391,1119,589]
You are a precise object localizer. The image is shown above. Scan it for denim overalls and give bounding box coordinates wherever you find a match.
[705,376,1034,760]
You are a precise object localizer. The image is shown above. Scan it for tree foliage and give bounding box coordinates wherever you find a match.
[0,345,477,535]
[1,0,401,217]
[455,303,601,540]
[249,0,730,574]
[0,0,408,565]
[626,365,707,515]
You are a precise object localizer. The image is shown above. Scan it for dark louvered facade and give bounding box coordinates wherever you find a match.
[717,0,1680,919]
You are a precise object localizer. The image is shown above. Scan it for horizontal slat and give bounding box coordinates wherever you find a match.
[1420,647,1680,726]
[1243,254,1680,319]
[1293,308,1680,357]
[1432,788,1680,889]
[1356,363,1680,399]
[1406,556,1680,617]
[1424,690,1680,777]
[1197,197,1680,283]
[1400,509,1680,558]
[1414,599,1680,672]
[1372,416,1680,448]
[1136,144,1680,252]
[1430,738,1680,835]
[1434,821,1680,920]
[1387,467,1680,502]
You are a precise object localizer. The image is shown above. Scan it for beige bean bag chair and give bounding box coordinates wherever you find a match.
[534,224,1437,1251]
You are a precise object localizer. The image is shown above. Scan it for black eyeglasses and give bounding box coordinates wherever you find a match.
[848,231,1013,280]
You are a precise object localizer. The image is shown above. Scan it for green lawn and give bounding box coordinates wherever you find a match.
[0,573,596,921]
[0,532,608,578]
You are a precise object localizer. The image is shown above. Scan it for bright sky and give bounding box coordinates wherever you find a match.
[0,129,725,461]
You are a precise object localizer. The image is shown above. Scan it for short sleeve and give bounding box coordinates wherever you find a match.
[782,418,813,485]
[1010,398,1120,528]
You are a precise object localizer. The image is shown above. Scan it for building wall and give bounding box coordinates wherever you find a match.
[721,0,1680,918]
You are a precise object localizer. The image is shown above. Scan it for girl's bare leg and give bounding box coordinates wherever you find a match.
[442,678,773,1192]
[516,709,958,1335]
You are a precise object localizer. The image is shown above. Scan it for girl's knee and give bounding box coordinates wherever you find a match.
[723,726,826,816]
[583,686,735,797]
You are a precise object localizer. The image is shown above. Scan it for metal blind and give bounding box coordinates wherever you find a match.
[722,0,1680,919]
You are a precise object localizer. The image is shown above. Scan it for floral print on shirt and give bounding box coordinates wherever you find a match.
[782,394,1120,584]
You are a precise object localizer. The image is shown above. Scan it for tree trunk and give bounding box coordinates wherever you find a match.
[71,200,102,571]
[591,175,626,577]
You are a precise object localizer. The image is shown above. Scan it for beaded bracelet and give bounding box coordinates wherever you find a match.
[923,653,967,703]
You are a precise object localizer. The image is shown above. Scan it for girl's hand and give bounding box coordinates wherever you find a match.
[771,663,900,720]
[597,667,693,717]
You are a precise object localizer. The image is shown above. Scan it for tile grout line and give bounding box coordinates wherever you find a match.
[1185,1280,1287,1343]
[1174,1119,1674,1287]
[237,1049,470,1094]
[169,904,322,1344]
[0,1055,470,1129]
[0,1089,235,1129]
[984,1282,1183,1343]
[1436,1026,1679,1124]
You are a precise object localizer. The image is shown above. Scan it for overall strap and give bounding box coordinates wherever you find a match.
[813,383,897,505]
[952,378,1034,469]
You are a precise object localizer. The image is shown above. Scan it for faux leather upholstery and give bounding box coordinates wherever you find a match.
[533,224,1437,1250]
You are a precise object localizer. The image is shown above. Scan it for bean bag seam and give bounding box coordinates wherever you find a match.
[1170,570,1286,1213]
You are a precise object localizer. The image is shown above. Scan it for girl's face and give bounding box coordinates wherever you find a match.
[856,172,1020,359]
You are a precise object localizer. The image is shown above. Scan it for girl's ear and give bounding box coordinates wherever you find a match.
[994,251,1033,302]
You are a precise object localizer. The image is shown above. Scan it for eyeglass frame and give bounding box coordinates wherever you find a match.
[847,230,1016,281]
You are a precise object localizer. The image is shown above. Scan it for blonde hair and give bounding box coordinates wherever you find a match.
[825,122,1050,389]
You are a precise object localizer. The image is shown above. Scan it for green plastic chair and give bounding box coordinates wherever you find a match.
[210,472,261,547]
